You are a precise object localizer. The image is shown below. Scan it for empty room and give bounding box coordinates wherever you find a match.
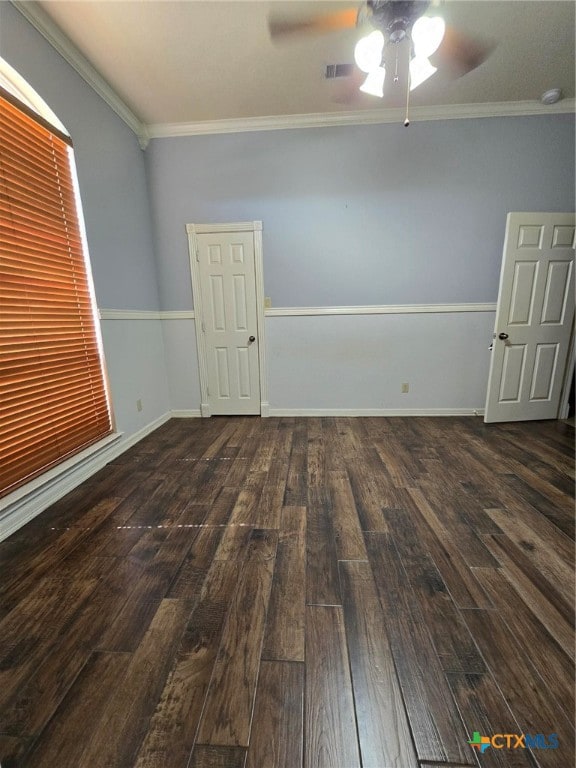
[0,1,574,767]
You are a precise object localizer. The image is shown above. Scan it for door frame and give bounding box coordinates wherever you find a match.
[484,211,575,423]
[186,221,269,417]
[558,324,575,419]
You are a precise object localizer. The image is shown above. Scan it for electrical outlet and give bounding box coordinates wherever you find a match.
[401,383,409,394]
[264,296,272,309]
[136,398,143,412]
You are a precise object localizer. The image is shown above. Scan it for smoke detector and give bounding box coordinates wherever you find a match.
[540,88,563,105]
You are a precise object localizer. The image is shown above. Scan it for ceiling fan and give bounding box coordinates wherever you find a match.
[269,1,493,121]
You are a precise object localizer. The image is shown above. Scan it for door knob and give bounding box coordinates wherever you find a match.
[248,335,256,343]
[498,332,509,340]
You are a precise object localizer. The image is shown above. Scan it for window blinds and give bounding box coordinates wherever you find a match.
[0,89,112,497]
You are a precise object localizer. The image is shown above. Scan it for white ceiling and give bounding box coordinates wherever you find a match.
[29,0,576,131]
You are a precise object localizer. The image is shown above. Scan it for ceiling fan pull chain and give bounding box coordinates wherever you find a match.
[404,43,411,126]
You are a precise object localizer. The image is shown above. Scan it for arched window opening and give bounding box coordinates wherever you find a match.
[0,58,113,498]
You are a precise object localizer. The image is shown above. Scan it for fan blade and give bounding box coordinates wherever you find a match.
[269,7,359,40]
[430,24,496,77]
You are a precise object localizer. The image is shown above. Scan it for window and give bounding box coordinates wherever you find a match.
[0,73,113,498]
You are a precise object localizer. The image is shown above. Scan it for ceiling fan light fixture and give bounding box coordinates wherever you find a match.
[409,56,437,90]
[360,66,386,97]
[411,15,446,58]
[354,29,385,73]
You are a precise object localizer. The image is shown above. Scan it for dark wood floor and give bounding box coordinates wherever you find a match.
[0,416,573,768]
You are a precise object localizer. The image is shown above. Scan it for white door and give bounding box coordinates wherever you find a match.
[194,229,261,415]
[484,212,575,423]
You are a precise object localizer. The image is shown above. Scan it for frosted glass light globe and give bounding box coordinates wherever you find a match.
[354,30,385,73]
[411,16,445,58]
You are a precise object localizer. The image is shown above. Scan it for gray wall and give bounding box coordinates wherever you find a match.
[146,115,575,311]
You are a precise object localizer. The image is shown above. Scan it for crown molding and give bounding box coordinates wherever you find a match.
[147,99,575,139]
[11,0,149,148]
[11,0,574,145]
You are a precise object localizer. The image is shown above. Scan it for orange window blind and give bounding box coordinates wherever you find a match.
[0,89,112,498]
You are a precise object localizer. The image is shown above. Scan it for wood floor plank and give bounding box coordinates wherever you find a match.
[22,652,129,768]
[283,448,308,507]
[481,533,574,658]
[250,460,287,529]
[339,560,418,768]
[0,496,124,608]
[213,524,254,562]
[0,557,103,715]
[446,672,537,768]
[228,472,268,526]
[120,472,196,528]
[198,419,243,460]
[472,566,574,720]
[461,609,575,768]
[482,426,574,483]
[245,661,304,768]
[484,505,574,610]
[221,455,251,487]
[404,488,492,609]
[97,524,197,652]
[203,487,242,527]
[365,532,475,765]
[413,478,500,567]
[76,599,191,768]
[397,551,486,675]
[248,427,278,473]
[373,440,417,487]
[181,458,239,505]
[306,430,326,488]
[270,422,293,462]
[189,745,247,768]
[94,569,170,652]
[305,605,361,768]
[0,734,30,768]
[501,472,575,539]
[306,486,340,605]
[196,529,277,747]
[327,470,367,560]
[133,560,243,768]
[167,526,224,599]
[262,507,306,662]
[467,441,573,528]
[347,464,390,532]
[3,557,146,738]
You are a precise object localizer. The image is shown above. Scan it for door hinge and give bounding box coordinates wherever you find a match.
[201,320,206,333]
[196,247,200,262]
[206,386,210,396]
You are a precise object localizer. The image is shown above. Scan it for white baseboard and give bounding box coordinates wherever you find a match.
[267,408,485,417]
[0,412,171,543]
[170,409,202,418]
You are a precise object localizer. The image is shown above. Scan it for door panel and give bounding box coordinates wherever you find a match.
[508,261,537,324]
[530,344,558,400]
[542,261,572,323]
[197,231,261,415]
[484,213,575,423]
